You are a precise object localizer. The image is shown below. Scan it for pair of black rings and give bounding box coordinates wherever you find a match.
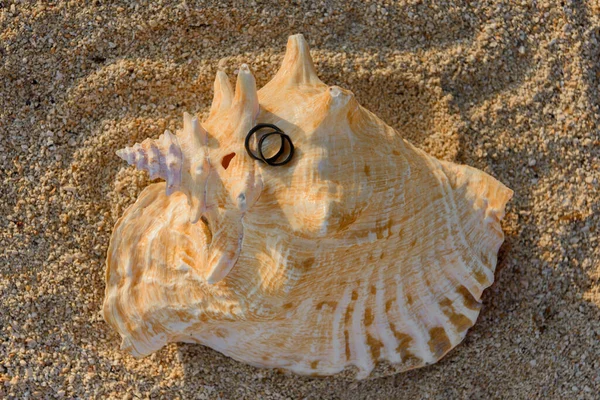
[244,123,294,166]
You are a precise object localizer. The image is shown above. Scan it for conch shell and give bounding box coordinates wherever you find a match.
[104,34,513,379]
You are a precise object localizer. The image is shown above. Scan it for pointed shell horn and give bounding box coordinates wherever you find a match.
[309,85,359,123]
[233,64,259,121]
[326,86,357,111]
[183,112,209,147]
[234,65,258,105]
[209,71,234,117]
[266,34,324,88]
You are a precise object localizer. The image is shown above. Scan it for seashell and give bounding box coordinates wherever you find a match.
[103,34,513,379]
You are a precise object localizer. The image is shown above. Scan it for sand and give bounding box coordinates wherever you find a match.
[1,1,599,399]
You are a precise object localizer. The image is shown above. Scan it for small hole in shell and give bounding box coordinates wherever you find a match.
[221,152,236,170]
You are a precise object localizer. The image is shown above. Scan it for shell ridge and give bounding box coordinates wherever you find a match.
[373,266,402,363]
[392,272,432,364]
[206,217,244,284]
[428,163,491,298]
[403,156,483,353]
[426,156,496,292]
[209,70,234,117]
[428,258,468,346]
[426,184,483,323]
[403,190,454,364]
[350,270,376,378]
[260,33,325,92]
[104,185,212,357]
[331,285,354,368]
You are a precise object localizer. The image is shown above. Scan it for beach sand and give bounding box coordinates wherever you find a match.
[1,1,599,398]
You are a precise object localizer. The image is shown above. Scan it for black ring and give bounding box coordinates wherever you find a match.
[245,123,294,166]
[245,123,281,162]
[258,132,294,166]
[257,132,285,163]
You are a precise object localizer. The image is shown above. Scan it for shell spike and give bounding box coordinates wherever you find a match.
[311,85,359,123]
[327,86,354,109]
[209,71,234,117]
[191,116,208,145]
[268,33,323,88]
[182,112,208,147]
[183,112,193,132]
[232,64,260,137]
[233,64,259,113]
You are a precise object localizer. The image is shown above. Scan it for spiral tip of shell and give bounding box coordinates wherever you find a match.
[116,131,183,195]
[116,146,135,165]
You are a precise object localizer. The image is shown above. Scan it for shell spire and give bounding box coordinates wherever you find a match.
[116,130,183,195]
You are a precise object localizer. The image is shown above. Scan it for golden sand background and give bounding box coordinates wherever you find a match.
[1,1,598,398]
